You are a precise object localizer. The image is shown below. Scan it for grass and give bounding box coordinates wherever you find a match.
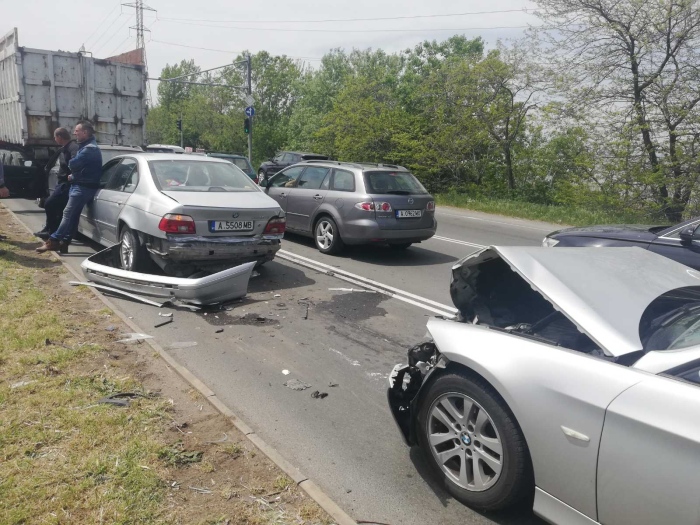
[0,221,334,525]
[435,194,660,227]
[0,241,172,523]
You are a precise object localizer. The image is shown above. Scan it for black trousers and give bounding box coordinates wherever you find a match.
[45,183,70,234]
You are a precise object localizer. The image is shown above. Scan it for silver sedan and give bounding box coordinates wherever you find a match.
[388,246,700,524]
[79,154,285,276]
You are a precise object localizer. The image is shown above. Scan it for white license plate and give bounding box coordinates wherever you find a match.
[210,220,254,232]
[396,210,422,218]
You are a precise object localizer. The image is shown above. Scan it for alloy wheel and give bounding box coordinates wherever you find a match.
[120,231,135,270]
[427,393,503,492]
[316,220,334,250]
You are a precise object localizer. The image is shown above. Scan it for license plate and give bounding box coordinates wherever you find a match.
[396,210,422,218]
[209,220,254,232]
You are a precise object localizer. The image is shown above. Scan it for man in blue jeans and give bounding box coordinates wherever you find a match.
[36,120,102,253]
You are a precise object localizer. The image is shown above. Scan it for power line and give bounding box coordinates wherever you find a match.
[157,7,539,24]
[84,2,123,48]
[150,39,324,61]
[106,34,133,57]
[157,19,533,33]
[93,14,135,55]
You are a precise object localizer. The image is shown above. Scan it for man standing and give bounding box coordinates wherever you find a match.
[36,120,102,253]
[34,128,79,239]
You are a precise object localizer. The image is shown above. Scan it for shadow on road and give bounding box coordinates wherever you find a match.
[283,232,460,266]
[408,447,544,525]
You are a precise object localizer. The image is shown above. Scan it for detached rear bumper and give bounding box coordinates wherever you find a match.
[80,245,255,305]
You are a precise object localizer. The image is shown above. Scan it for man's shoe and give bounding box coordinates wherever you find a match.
[36,238,61,253]
[34,228,50,240]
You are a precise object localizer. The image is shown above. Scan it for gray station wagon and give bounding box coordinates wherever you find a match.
[263,160,436,254]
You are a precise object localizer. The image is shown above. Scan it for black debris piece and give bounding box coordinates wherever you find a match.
[215,328,224,333]
[154,317,173,328]
[311,391,328,399]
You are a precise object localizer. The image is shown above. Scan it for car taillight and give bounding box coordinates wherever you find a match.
[426,201,435,211]
[158,214,196,234]
[376,201,393,212]
[264,217,286,234]
[355,202,375,211]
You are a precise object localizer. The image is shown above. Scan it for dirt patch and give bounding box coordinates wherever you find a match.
[0,205,333,525]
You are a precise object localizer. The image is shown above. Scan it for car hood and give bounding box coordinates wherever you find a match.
[161,190,280,210]
[550,224,661,241]
[450,246,700,357]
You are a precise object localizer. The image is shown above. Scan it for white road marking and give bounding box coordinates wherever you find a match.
[431,236,486,249]
[277,250,458,318]
[436,210,554,232]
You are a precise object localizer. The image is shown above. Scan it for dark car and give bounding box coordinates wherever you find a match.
[257,151,328,185]
[544,217,700,270]
[0,148,43,197]
[207,153,255,181]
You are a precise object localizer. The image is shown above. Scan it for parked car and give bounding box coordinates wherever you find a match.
[388,245,700,524]
[543,217,700,270]
[78,154,286,276]
[207,153,256,181]
[263,160,436,253]
[0,148,41,197]
[145,144,185,153]
[257,151,328,184]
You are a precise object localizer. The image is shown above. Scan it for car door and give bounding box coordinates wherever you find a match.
[265,166,306,212]
[92,158,138,244]
[286,166,330,232]
[81,159,123,242]
[597,367,700,525]
[269,153,286,174]
[648,219,700,270]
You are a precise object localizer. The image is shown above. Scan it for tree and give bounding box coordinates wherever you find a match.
[533,0,700,220]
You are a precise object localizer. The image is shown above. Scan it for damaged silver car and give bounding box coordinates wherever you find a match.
[79,154,285,276]
[388,246,700,524]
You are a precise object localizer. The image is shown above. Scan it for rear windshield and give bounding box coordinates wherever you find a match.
[363,170,428,195]
[148,160,258,192]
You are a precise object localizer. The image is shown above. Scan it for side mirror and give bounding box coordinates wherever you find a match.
[680,225,700,244]
[24,160,33,167]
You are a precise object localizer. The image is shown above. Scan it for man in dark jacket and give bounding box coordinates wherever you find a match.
[36,120,102,253]
[34,128,80,239]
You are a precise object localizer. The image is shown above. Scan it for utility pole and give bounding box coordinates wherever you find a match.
[178,113,183,148]
[246,54,253,164]
[123,0,156,106]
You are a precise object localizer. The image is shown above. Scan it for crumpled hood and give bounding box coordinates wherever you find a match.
[450,246,700,357]
[550,224,662,241]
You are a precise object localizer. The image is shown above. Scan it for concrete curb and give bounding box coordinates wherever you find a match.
[4,205,357,525]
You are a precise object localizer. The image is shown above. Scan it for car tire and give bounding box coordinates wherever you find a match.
[389,242,412,250]
[416,371,533,511]
[119,226,150,273]
[314,216,344,255]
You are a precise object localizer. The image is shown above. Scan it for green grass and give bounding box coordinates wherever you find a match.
[435,194,660,227]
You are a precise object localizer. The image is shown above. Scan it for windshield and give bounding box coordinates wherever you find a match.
[148,160,258,192]
[363,170,428,195]
[641,287,700,350]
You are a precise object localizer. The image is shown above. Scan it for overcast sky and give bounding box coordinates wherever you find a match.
[4,0,538,102]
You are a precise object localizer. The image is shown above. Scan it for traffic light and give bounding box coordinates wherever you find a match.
[244,117,250,134]
[176,118,182,131]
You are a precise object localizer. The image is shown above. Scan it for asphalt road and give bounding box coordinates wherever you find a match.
[4,199,554,525]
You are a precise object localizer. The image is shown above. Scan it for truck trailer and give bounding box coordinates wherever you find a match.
[0,28,146,196]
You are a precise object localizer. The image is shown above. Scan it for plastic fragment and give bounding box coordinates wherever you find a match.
[116,333,153,343]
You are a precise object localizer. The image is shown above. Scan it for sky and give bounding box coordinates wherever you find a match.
[3,0,539,103]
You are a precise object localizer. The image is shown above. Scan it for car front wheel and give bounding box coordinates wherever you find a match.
[416,371,533,511]
[119,226,149,272]
[314,216,344,255]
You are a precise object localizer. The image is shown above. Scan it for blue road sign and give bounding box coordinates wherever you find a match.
[245,106,255,117]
